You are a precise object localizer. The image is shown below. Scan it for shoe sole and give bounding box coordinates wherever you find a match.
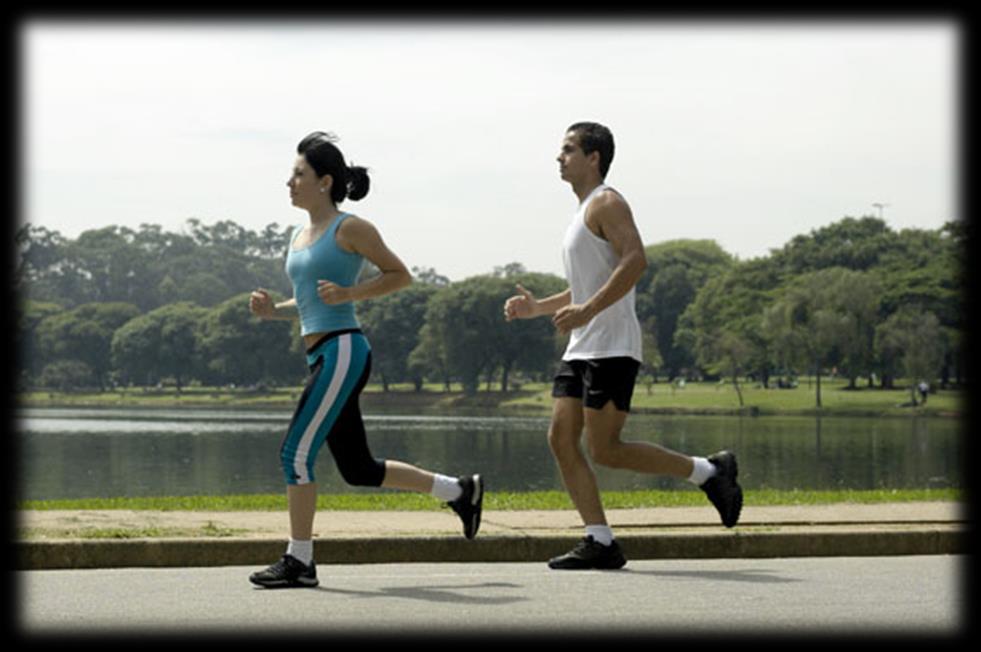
[711,451,742,528]
[249,577,319,589]
[466,474,484,539]
[548,558,627,571]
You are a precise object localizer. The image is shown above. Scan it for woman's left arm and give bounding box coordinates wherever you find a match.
[317,216,412,304]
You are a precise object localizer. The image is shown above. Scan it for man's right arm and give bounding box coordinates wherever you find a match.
[504,285,571,321]
[533,288,572,317]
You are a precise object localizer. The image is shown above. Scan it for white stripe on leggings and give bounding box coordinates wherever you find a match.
[292,333,352,484]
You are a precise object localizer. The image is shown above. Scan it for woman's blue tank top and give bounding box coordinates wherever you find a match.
[285,213,364,336]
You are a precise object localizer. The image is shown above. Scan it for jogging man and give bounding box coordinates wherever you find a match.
[503,121,742,570]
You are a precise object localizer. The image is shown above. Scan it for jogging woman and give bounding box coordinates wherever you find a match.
[248,131,483,588]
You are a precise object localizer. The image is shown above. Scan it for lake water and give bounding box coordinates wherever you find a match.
[15,407,963,501]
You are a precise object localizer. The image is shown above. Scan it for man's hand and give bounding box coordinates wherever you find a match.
[318,280,352,305]
[504,284,539,321]
[552,302,595,335]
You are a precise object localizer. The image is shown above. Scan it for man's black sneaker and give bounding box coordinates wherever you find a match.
[249,554,318,589]
[548,536,627,570]
[447,474,483,539]
[700,450,743,528]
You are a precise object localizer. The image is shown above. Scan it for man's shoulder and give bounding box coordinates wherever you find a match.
[589,187,632,218]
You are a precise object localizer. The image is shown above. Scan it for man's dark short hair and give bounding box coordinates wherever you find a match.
[567,121,615,179]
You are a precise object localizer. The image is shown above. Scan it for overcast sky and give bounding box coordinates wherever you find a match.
[21,19,957,281]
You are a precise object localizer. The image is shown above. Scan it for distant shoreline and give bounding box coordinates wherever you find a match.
[17,381,963,419]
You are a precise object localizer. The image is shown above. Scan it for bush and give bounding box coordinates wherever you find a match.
[37,360,97,392]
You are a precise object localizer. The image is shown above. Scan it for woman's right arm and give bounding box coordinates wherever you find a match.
[249,289,298,321]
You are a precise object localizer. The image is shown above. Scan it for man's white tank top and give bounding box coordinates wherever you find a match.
[561,183,643,362]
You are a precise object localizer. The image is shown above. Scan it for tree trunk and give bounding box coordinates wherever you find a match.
[814,361,822,408]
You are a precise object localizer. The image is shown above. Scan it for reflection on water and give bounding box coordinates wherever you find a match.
[16,407,962,501]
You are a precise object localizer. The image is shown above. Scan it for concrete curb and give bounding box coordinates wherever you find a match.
[17,526,966,570]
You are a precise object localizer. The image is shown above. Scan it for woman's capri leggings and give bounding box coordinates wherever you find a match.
[280,328,387,487]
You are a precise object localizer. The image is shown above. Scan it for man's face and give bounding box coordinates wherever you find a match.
[556,131,596,183]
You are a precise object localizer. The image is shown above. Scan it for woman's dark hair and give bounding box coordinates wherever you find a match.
[296,131,370,203]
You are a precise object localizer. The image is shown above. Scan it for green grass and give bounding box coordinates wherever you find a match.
[502,378,963,417]
[19,487,960,512]
[19,521,248,540]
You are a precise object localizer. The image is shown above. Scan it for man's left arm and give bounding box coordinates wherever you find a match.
[552,194,648,334]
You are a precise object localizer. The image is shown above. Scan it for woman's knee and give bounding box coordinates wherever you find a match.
[329,437,386,487]
[337,457,386,487]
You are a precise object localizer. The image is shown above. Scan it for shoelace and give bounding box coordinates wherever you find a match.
[572,536,599,554]
[266,555,305,576]
[267,557,290,574]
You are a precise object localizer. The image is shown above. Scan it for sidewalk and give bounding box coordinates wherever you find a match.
[16,502,967,570]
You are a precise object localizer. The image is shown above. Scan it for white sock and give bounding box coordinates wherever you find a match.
[585,524,614,547]
[286,539,313,566]
[688,456,717,486]
[431,473,463,501]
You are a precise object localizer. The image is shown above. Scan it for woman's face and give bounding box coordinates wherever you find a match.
[287,155,331,209]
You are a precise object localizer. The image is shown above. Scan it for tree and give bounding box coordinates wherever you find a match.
[110,312,161,387]
[359,284,438,391]
[16,300,64,388]
[411,266,450,287]
[769,215,897,274]
[36,302,141,390]
[675,256,783,387]
[412,277,501,395]
[408,274,564,395]
[15,218,295,313]
[197,292,300,386]
[826,270,883,389]
[875,221,964,387]
[705,330,753,407]
[638,240,734,379]
[638,317,663,388]
[762,269,852,408]
[875,306,945,406]
[70,226,153,308]
[37,360,97,392]
[409,320,453,391]
[111,302,210,389]
[498,272,567,390]
[15,224,88,308]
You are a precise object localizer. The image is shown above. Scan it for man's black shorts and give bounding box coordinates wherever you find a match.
[551,357,641,412]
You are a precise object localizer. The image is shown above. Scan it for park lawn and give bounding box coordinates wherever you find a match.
[500,377,963,416]
[19,377,963,417]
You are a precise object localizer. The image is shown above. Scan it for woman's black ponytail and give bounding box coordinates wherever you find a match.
[345,165,370,201]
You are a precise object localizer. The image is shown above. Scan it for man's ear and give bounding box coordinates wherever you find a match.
[587,150,601,170]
